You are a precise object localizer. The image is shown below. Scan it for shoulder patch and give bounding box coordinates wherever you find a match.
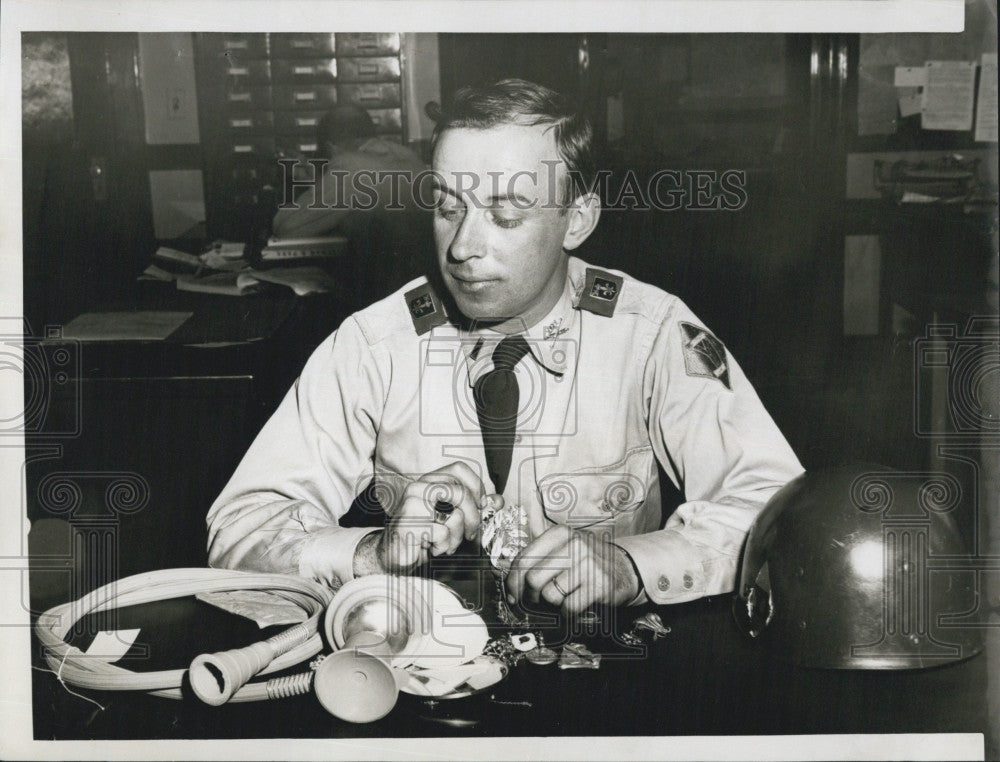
[404,282,446,335]
[679,322,731,390]
[576,268,623,317]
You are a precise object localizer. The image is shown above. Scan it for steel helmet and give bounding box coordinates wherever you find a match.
[733,464,982,669]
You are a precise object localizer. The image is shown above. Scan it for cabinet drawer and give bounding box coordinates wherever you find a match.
[226,112,275,134]
[223,59,271,85]
[367,108,403,134]
[276,135,321,156]
[270,33,336,58]
[335,33,400,57]
[338,83,401,108]
[227,136,277,156]
[272,84,339,110]
[271,58,337,84]
[274,110,327,135]
[225,86,272,110]
[337,56,400,83]
[200,33,269,59]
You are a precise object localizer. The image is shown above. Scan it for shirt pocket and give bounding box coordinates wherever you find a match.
[537,445,654,530]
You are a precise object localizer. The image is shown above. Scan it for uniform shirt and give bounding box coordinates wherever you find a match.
[207,256,804,604]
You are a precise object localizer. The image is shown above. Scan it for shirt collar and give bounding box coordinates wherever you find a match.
[458,276,578,386]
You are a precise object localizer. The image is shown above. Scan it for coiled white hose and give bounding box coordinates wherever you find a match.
[34,567,334,702]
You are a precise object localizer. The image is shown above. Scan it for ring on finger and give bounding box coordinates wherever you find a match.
[433,500,455,524]
[551,577,569,598]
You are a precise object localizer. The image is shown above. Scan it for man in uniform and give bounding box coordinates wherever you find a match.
[207,79,803,614]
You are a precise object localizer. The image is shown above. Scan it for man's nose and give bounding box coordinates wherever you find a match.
[448,211,483,262]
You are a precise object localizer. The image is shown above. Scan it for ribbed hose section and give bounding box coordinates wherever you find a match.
[266,622,313,653]
[265,670,314,700]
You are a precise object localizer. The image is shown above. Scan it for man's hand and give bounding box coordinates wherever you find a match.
[354,462,489,576]
[505,525,641,615]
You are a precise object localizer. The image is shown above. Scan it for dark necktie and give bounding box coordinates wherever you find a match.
[474,335,531,494]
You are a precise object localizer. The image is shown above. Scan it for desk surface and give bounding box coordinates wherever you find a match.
[30,558,992,747]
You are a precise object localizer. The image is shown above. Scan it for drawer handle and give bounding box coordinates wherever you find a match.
[294,91,317,101]
[228,92,252,102]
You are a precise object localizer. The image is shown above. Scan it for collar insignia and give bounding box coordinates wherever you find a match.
[576,268,623,317]
[405,283,447,335]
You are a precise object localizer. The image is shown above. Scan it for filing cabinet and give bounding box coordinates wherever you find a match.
[194,32,408,240]
[338,56,401,83]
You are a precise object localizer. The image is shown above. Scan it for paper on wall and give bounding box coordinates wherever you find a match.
[974,57,998,142]
[897,88,923,118]
[894,66,927,87]
[921,60,976,131]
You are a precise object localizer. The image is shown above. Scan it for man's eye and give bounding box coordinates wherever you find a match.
[435,206,465,222]
[489,211,522,229]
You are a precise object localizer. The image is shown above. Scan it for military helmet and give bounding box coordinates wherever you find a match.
[733,464,982,669]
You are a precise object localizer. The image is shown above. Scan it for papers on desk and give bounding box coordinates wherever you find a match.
[143,242,339,296]
[175,271,260,296]
[260,235,348,261]
[151,246,202,269]
[61,311,193,341]
[175,266,337,296]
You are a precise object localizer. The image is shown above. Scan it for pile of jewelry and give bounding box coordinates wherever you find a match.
[479,498,535,627]
[620,612,671,646]
[482,635,526,669]
[509,632,558,666]
[558,642,601,669]
[480,498,529,569]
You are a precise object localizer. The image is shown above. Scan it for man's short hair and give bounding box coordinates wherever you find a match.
[431,78,597,204]
[317,105,377,149]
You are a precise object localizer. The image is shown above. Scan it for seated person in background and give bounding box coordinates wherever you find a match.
[272,104,428,241]
[208,79,803,615]
[273,104,430,302]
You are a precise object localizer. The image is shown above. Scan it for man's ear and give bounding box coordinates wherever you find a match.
[562,192,601,251]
